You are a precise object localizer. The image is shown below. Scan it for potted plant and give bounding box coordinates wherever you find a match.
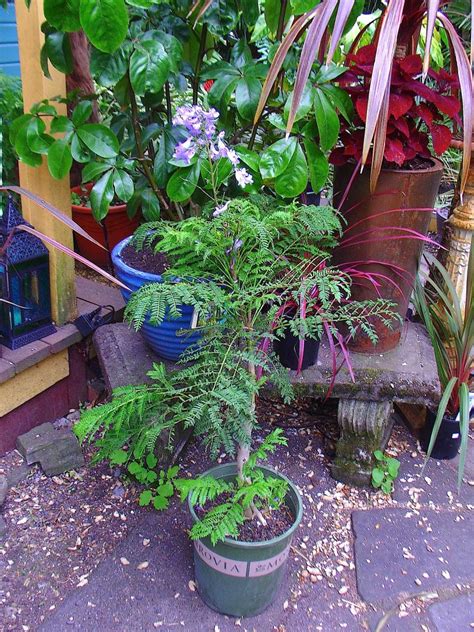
[253,0,472,353]
[414,249,473,489]
[71,182,140,268]
[76,195,397,614]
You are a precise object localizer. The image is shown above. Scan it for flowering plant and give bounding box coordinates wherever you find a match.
[330,45,461,169]
[167,105,254,205]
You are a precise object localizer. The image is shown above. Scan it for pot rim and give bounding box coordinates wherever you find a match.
[340,156,443,176]
[188,462,303,550]
[71,183,128,213]
[111,236,164,283]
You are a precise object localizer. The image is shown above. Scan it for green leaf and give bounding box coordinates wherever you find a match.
[90,45,131,87]
[381,480,393,495]
[235,146,260,172]
[89,170,115,220]
[371,467,384,486]
[113,169,134,202]
[167,465,179,479]
[14,118,43,167]
[320,85,354,124]
[145,453,158,469]
[139,490,153,506]
[129,40,170,96]
[158,481,174,498]
[26,117,46,152]
[153,495,168,510]
[166,162,201,202]
[274,143,308,197]
[387,458,400,479]
[314,89,340,152]
[140,189,161,221]
[153,125,186,188]
[109,449,128,465]
[284,85,314,123]
[230,40,253,69]
[200,158,233,190]
[72,101,93,127]
[77,124,119,158]
[303,139,329,193]
[44,0,81,32]
[45,31,74,74]
[235,76,261,121]
[50,116,74,134]
[374,450,385,461]
[47,139,73,179]
[79,0,128,53]
[260,137,297,180]
[70,134,91,163]
[208,75,239,113]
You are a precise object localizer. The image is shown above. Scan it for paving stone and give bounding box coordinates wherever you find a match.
[367,609,435,632]
[1,340,51,374]
[0,475,8,506]
[0,358,15,384]
[393,450,474,506]
[428,592,474,630]
[41,324,82,354]
[352,508,474,605]
[6,462,31,488]
[16,422,85,476]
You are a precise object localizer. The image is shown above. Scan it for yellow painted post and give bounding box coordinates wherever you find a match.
[14,0,76,325]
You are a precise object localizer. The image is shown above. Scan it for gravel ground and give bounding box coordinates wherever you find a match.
[0,399,423,631]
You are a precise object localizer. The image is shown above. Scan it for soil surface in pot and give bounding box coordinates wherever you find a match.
[196,496,294,542]
[121,243,170,275]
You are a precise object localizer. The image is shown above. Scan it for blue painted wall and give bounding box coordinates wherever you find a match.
[0,2,20,77]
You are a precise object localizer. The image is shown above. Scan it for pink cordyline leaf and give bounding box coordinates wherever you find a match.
[287,0,355,135]
[253,7,321,126]
[436,12,473,194]
[191,0,213,26]
[423,0,441,76]
[340,260,414,283]
[0,185,104,249]
[340,225,441,246]
[341,207,436,235]
[362,0,405,168]
[370,80,390,192]
[338,233,439,249]
[327,0,357,66]
[17,225,131,292]
[336,159,362,212]
[336,331,354,382]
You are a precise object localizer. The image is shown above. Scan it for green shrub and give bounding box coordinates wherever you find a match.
[0,71,23,186]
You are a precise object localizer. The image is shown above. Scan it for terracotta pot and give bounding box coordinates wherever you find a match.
[333,159,443,353]
[71,184,140,268]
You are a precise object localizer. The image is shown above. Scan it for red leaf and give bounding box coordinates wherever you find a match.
[416,103,434,128]
[398,54,422,76]
[348,44,376,66]
[431,124,453,155]
[388,93,413,119]
[384,138,406,165]
[203,80,214,92]
[392,117,410,137]
[432,93,461,118]
[355,96,368,122]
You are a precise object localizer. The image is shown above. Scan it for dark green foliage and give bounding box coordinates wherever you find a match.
[0,72,23,187]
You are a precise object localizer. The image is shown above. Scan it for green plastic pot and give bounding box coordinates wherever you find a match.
[188,463,303,617]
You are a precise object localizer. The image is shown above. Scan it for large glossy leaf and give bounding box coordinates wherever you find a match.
[235,146,260,172]
[113,169,134,202]
[77,124,120,158]
[235,77,261,121]
[129,41,170,95]
[166,162,201,202]
[303,138,329,192]
[90,45,131,87]
[82,161,112,183]
[274,144,308,197]
[90,170,115,220]
[313,89,339,152]
[260,138,297,180]
[47,139,73,179]
[14,119,43,167]
[153,126,186,188]
[44,0,81,32]
[44,31,74,74]
[72,101,93,127]
[79,0,128,53]
[70,134,91,163]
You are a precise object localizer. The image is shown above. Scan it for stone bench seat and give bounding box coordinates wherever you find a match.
[93,322,440,487]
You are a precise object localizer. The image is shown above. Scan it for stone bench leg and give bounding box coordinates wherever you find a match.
[331,399,394,487]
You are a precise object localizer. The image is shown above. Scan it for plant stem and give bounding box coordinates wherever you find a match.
[276,0,288,41]
[128,77,176,221]
[165,82,172,123]
[193,24,208,105]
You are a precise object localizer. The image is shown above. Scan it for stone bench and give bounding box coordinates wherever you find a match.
[93,322,440,486]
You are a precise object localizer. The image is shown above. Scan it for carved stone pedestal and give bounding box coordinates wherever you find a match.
[331,399,394,487]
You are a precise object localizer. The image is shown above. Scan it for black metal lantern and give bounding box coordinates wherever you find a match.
[0,197,56,349]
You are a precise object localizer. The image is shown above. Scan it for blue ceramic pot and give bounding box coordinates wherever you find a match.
[112,237,201,361]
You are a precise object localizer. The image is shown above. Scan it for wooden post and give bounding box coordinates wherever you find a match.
[14,0,76,325]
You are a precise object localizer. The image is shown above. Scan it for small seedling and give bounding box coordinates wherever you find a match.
[371,450,400,494]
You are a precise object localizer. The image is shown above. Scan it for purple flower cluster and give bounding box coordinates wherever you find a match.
[172,105,253,189]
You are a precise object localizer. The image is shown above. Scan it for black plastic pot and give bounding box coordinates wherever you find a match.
[421,409,461,460]
[188,463,303,617]
[274,328,320,370]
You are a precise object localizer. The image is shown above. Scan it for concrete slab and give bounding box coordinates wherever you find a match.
[428,592,474,630]
[352,508,474,606]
